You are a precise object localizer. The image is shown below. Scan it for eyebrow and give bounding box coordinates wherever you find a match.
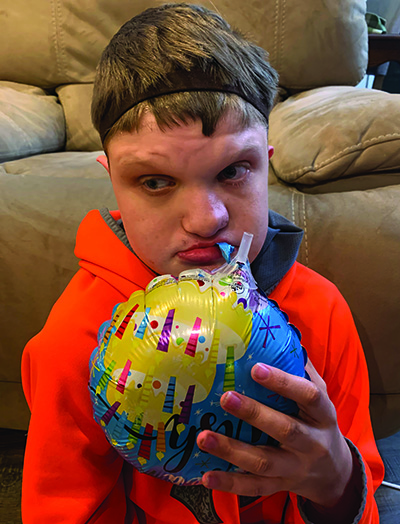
[118,142,263,170]
[118,151,168,169]
[220,143,264,166]
[233,144,262,158]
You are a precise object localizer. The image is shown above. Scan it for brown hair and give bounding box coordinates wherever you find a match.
[91,3,279,149]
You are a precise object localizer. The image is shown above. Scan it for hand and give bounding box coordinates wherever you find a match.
[196,360,353,509]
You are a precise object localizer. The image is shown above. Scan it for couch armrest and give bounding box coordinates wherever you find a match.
[269,86,400,189]
[0,82,66,162]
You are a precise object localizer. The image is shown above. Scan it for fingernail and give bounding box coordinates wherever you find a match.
[222,391,241,410]
[198,432,217,451]
[253,363,270,379]
[203,473,220,489]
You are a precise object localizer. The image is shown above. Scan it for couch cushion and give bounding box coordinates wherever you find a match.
[1,150,106,178]
[0,153,117,429]
[269,86,400,187]
[0,0,367,89]
[261,0,368,89]
[0,82,66,162]
[56,84,102,151]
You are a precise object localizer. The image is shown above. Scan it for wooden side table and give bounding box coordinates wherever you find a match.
[368,34,400,68]
[367,34,400,89]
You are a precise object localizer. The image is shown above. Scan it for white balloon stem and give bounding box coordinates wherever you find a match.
[237,232,253,264]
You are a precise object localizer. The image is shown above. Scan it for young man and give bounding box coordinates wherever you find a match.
[21,3,384,523]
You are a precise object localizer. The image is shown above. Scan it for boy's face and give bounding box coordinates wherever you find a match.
[103,111,273,277]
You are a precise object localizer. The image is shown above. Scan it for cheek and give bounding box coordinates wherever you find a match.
[123,211,173,266]
[241,184,269,261]
[240,181,268,220]
[134,212,174,236]
[118,194,163,235]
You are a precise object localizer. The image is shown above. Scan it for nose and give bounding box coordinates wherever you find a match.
[180,188,229,238]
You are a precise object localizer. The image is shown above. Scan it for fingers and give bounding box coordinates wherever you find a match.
[212,363,336,448]
[195,361,344,500]
[201,468,283,496]
[197,430,289,495]
[219,390,312,451]
[250,363,335,424]
[305,359,327,393]
[197,430,293,479]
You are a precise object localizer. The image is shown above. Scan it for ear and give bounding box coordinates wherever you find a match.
[268,145,274,159]
[96,154,110,174]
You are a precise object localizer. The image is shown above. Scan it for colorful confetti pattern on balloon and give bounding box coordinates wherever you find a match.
[89,260,307,486]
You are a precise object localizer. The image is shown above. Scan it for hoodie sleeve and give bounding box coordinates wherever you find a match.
[296,287,384,524]
[21,270,131,523]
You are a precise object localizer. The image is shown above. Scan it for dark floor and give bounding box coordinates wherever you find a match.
[0,428,399,523]
[375,431,400,522]
[0,429,27,524]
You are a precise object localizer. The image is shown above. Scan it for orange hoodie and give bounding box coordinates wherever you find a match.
[21,209,383,523]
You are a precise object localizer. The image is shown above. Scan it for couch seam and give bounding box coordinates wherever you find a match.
[282,133,400,181]
[56,0,67,77]
[290,191,295,224]
[50,0,61,77]
[273,0,279,70]
[280,0,286,72]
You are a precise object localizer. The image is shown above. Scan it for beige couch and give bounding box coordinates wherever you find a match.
[1,0,399,440]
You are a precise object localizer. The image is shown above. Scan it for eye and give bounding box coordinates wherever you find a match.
[218,164,249,183]
[141,177,174,192]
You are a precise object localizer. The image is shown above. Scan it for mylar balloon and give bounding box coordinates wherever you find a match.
[89,233,307,486]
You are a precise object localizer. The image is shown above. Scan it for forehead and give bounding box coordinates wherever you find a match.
[106,112,268,170]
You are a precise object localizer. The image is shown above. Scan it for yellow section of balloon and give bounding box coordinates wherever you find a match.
[99,273,253,428]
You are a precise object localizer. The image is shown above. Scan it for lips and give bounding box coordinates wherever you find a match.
[177,244,225,265]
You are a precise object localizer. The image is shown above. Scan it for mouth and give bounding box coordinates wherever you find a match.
[177,244,228,266]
